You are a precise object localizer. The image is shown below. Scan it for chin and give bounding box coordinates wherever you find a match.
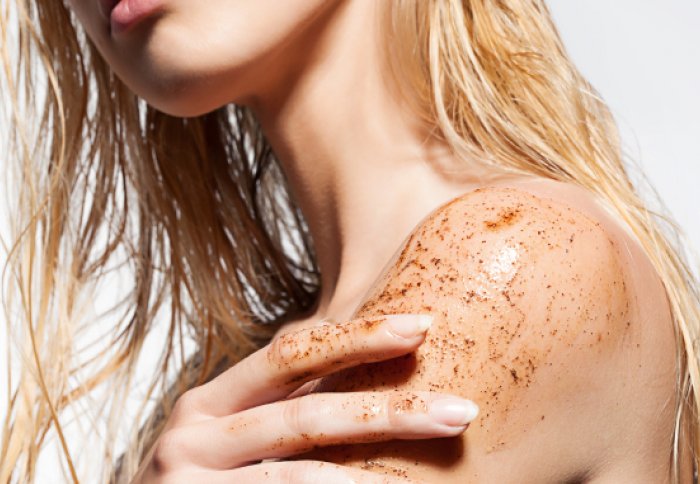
[117,58,238,117]
[124,53,267,117]
[137,80,221,118]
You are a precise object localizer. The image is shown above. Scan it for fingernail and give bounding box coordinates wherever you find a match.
[385,314,433,339]
[429,397,479,426]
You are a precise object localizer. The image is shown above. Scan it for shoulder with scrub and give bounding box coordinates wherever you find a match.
[313,178,679,483]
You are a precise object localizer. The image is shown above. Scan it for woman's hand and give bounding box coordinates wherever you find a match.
[132,314,479,483]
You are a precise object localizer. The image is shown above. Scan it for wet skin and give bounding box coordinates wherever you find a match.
[277,183,679,483]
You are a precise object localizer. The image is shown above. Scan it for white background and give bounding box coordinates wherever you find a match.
[1,1,698,480]
[549,1,700,258]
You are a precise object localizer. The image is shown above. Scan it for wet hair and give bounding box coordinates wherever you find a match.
[1,0,698,481]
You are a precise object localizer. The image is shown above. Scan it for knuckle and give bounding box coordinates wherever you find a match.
[282,395,323,437]
[266,333,296,369]
[150,429,187,473]
[281,460,321,484]
[386,390,429,425]
[171,389,201,420]
[282,396,307,436]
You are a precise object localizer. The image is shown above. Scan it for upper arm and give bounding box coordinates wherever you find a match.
[306,186,676,483]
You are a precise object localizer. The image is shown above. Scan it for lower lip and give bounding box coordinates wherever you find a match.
[110,0,163,34]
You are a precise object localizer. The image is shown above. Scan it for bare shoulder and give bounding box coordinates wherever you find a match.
[309,181,678,483]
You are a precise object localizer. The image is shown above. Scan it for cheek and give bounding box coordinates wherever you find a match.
[109,16,267,115]
[65,2,108,48]
[64,2,129,89]
[70,0,333,115]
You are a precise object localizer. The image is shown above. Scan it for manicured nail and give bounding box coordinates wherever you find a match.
[429,397,479,426]
[385,314,433,339]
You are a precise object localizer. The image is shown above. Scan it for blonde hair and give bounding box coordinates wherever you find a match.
[2,0,698,482]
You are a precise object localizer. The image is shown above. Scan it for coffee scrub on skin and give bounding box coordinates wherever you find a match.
[1,1,698,483]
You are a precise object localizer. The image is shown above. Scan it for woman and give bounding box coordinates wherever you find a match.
[2,0,698,482]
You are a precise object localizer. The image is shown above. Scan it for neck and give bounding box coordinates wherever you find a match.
[248,0,487,319]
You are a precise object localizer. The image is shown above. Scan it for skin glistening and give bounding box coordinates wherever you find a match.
[3,0,699,482]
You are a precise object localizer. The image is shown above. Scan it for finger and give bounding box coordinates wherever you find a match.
[183,314,434,417]
[169,390,478,469]
[191,460,420,484]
